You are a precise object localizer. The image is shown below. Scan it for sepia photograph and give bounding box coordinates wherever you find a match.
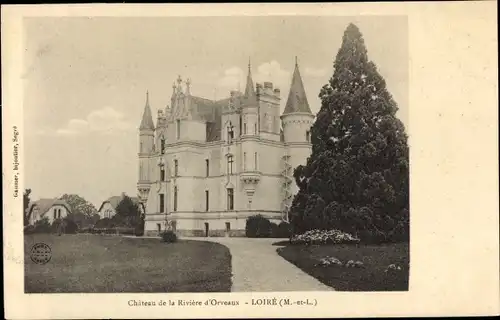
[22,15,409,293]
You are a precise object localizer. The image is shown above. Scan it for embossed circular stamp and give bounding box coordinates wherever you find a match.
[30,243,52,265]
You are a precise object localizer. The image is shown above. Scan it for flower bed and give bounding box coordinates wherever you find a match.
[290,229,360,245]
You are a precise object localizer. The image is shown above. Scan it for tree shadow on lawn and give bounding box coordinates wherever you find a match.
[276,242,409,291]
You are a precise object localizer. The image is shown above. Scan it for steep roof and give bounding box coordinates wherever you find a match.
[188,95,235,142]
[139,91,155,130]
[283,60,312,115]
[27,198,72,219]
[98,195,142,212]
[244,62,258,106]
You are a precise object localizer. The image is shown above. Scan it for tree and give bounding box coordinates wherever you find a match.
[113,195,142,228]
[23,189,32,226]
[290,23,409,243]
[59,194,98,228]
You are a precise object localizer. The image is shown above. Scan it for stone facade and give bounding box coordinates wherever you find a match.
[138,60,314,237]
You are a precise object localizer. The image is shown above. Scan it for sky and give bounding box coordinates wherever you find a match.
[23,16,408,208]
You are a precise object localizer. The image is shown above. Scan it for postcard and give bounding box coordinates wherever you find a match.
[2,2,498,319]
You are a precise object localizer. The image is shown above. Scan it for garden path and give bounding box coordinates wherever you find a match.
[191,237,333,292]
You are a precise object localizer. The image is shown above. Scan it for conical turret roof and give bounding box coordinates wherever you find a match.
[244,59,258,105]
[283,58,312,115]
[139,91,155,130]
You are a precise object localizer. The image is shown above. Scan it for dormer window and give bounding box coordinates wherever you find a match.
[160,166,165,181]
[227,123,234,144]
[306,130,311,142]
[160,137,166,154]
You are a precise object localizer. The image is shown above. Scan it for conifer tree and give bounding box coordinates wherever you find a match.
[114,195,142,228]
[290,23,409,243]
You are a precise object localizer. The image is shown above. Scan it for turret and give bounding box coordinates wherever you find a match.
[281,57,314,144]
[139,91,155,153]
[281,57,315,199]
[241,59,259,137]
[138,91,155,203]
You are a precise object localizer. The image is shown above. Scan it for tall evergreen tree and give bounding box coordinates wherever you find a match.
[290,23,409,243]
[114,195,142,228]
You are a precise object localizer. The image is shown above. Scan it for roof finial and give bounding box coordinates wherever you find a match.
[146,90,149,104]
[248,57,251,71]
[295,56,298,67]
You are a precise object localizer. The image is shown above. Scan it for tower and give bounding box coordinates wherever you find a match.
[137,91,155,206]
[281,58,315,220]
[239,60,261,209]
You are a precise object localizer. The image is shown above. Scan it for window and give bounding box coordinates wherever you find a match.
[176,119,181,139]
[239,115,242,136]
[306,130,311,142]
[243,152,247,170]
[205,190,209,211]
[254,152,258,171]
[174,159,178,177]
[140,142,143,153]
[254,123,257,134]
[227,155,234,174]
[160,166,165,181]
[159,194,165,213]
[205,159,209,177]
[225,222,231,232]
[157,223,161,232]
[227,123,234,143]
[161,138,166,154]
[244,123,247,135]
[173,186,178,212]
[58,209,61,219]
[53,209,57,220]
[227,188,234,210]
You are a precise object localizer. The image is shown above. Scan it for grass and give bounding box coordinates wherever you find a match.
[277,242,409,291]
[24,234,232,293]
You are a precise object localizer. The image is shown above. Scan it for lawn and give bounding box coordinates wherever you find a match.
[24,234,232,293]
[277,242,409,291]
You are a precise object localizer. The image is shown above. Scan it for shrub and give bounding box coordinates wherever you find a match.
[23,225,36,234]
[245,215,272,238]
[25,218,51,234]
[290,229,360,245]
[51,218,79,234]
[271,222,292,238]
[161,230,177,243]
[78,226,93,234]
[63,218,78,234]
[134,227,144,237]
[94,218,115,229]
